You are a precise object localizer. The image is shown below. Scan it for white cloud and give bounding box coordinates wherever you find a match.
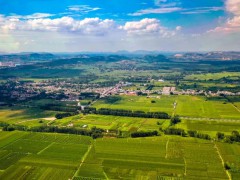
[8,13,54,20]
[209,0,240,33]
[129,7,181,16]
[176,26,182,31]
[120,18,179,37]
[130,2,222,16]
[226,0,240,15]
[67,5,101,13]
[0,15,116,36]
[1,14,179,38]
[181,7,223,14]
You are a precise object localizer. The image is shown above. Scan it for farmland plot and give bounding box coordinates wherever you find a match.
[0,131,92,180]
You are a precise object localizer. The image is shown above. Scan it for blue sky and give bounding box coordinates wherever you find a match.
[0,0,239,52]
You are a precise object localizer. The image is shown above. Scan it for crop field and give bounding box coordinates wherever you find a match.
[0,131,238,179]
[175,95,240,119]
[0,107,57,126]
[0,131,92,180]
[76,136,229,179]
[184,72,240,80]
[216,142,240,179]
[53,114,165,133]
[93,95,176,114]
[176,120,240,136]
[93,95,240,120]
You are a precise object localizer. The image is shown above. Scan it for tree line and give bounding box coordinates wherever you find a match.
[216,130,240,143]
[163,128,211,140]
[82,107,170,119]
[1,123,104,139]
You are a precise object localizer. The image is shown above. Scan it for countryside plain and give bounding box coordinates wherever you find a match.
[0,52,240,179]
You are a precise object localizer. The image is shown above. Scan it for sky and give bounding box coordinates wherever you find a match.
[0,0,239,52]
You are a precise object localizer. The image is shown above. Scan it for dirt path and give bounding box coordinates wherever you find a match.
[71,144,93,179]
[214,143,232,180]
[165,138,169,159]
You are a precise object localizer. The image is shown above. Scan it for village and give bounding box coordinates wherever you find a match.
[0,79,239,104]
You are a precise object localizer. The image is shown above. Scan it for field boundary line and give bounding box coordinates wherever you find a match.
[0,132,28,149]
[230,103,240,113]
[37,142,55,155]
[214,142,232,180]
[183,158,187,176]
[100,158,184,166]
[103,170,109,180]
[71,144,93,179]
[165,138,169,159]
[181,116,240,122]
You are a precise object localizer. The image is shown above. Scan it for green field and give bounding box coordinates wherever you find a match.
[0,107,57,125]
[93,95,240,119]
[0,131,92,180]
[79,136,229,179]
[184,72,240,81]
[176,120,240,136]
[175,95,240,119]
[52,114,167,133]
[93,95,176,114]
[1,131,237,179]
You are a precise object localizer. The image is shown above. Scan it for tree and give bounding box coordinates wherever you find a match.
[171,115,181,125]
[216,132,225,140]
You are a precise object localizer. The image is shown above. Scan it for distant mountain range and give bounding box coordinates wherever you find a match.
[171,51,240,61]
[0,53,56,62]
[0,51,240,63]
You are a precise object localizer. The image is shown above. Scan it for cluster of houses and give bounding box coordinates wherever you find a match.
[1,78,240,103]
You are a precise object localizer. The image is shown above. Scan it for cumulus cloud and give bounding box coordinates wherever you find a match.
[0,15,116,36]
[120,18,180,37]
[209,0,240,33]
[1,14,179,38]
[226,0,240,15]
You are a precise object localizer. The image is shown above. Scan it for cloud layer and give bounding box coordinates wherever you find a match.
[0,15,180,37]
[120,18,180,37]
[209,0,240,33]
